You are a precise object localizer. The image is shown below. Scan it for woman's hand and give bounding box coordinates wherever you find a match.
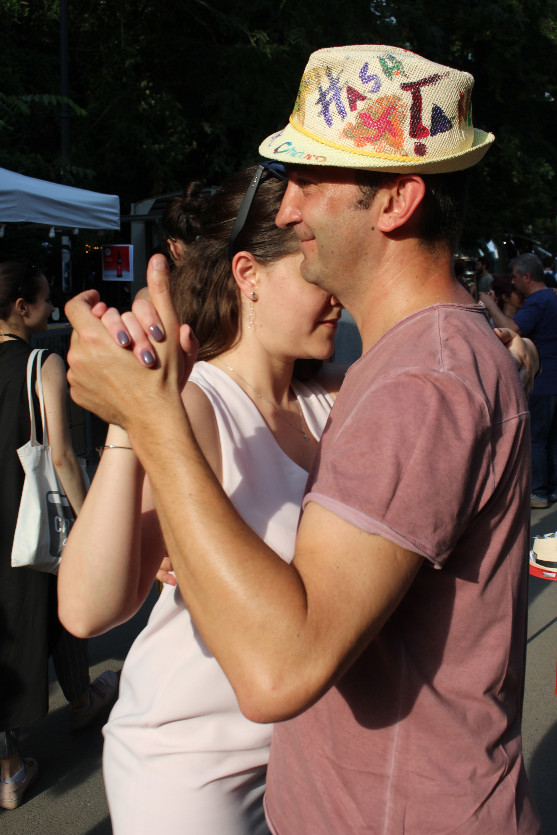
[156,556,177,587]
[90,294,167,368]
[494,329,539,397]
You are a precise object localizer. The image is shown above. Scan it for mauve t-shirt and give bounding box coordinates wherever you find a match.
[265,304,540,834]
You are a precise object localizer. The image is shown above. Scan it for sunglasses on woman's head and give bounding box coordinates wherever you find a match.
[228,162,288,259]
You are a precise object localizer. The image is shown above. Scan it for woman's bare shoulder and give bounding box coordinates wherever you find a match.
[41,350,65,375]
[182,378,222,481]
[38,351,67,395]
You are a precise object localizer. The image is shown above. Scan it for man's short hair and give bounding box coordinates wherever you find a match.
[356,170,469,253]
[510,253,544,283]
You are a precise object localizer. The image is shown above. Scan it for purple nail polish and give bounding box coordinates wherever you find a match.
[150,325,164,342]
[141,349,155,366]
[117,330,130,346]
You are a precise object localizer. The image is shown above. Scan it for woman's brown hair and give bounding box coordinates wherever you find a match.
[172,165,299,362]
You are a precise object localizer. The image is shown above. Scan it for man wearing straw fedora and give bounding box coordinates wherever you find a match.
[65,46,539,833]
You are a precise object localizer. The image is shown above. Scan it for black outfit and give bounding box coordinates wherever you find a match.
[0,339,89,737]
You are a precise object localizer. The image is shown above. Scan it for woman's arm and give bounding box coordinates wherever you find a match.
[58,379,221,638]
[58,421,164,637]
[41,352,88,514]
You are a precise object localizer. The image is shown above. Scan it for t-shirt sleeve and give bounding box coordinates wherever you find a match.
[303,368,493,566]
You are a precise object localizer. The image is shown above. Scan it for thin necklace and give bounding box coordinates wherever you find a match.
[219,360,310,442]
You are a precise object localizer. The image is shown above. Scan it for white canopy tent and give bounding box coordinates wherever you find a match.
[0,166,120,229]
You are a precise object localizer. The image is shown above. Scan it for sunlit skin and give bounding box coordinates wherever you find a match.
[275,167,378,306]
[244,250,342,368]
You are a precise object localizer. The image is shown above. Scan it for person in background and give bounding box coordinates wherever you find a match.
[490,273,523,317]
[162,182,211,266]
[59,166,344,834]
[132,183,214,309]
[0,262,117,811]
[481,252,557,509]
[476,253,494,293]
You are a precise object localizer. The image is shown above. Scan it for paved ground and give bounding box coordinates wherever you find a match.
[0,587,157,835]
[522,502,557,833]
[2,509,556,835]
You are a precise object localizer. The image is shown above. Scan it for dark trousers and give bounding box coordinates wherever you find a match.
[48,576,90,704]
[529,394,557,498]
[0,582,91,760]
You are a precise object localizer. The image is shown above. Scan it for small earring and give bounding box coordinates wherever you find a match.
[247,290,257,329]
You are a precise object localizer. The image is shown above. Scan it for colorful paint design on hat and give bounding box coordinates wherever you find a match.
[292,51,461,162]
[270,131,329,163]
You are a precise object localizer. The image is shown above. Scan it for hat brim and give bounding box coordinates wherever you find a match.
[529,557,557,581]
[259,121,494,174]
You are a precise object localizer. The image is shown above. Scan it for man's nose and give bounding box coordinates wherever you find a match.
[275,181,302,229]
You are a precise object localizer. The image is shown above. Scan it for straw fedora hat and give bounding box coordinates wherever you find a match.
[259,45,494,174]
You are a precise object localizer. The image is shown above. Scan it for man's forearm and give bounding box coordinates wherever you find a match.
[480,295,520,332]
[127,397,314,722]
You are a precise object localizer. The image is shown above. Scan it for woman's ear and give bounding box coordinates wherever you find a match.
[14,297,28,318]
[232,251,260,300]
[377,175,426,234]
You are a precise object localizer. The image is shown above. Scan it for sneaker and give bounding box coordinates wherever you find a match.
[531,494,549,509]
[0,758,38,810]
[70,670,119,732]
[549,493,557,503]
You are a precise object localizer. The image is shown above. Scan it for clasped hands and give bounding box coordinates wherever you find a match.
[65,254,198,433]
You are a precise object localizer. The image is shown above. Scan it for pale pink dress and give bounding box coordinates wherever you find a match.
[102,361,333,835]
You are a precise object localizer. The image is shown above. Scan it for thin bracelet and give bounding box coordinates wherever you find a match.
[96,444,135,459]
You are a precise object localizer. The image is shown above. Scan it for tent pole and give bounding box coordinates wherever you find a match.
[60,0,70,183]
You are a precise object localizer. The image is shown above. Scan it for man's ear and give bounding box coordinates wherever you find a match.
[377,175,426,234]
[232,251,259,300]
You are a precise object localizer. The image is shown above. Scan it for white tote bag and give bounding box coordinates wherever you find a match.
[11,349,77,573]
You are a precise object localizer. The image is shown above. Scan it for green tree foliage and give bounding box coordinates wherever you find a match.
[65,0,380,201]
[0,0,556,252]
[369,0,557,246]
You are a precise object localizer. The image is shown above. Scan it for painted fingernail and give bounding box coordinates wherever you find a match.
[149,325,164,342]
[117,330,130,346]
[141,349,155,366]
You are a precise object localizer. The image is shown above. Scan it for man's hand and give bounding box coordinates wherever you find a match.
[494,328,539,397]
[479,290,496,309]
[65,254,198,430]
